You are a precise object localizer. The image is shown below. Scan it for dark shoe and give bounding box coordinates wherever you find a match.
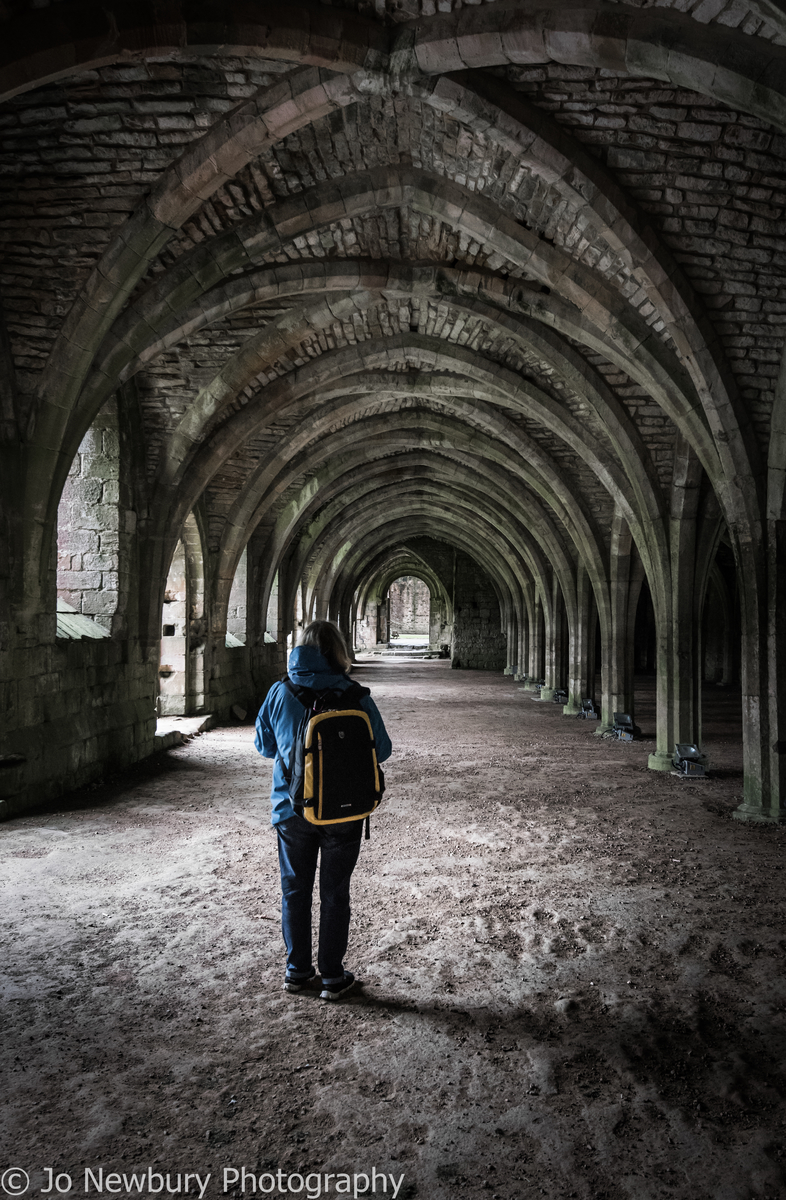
[283,969,316,993]
[319,972,355,1001]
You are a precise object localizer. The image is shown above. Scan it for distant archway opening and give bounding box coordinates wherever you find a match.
[158,513,206,717]
[56,396,122,637]
[265,571,280,645]
[226,547,247,648]
[386,576,431,646]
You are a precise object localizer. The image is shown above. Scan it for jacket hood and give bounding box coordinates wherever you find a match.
[287,643,352,691]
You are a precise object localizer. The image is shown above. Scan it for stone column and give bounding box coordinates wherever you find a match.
[541,575,563,701]
[503,605,516,675]
[648,443,702,771]
[598,512,635,736]
[248,526,285,700]
[183,515,206,715]
[540,580,557,700]
[555,578,568,691]
[587,594,598,706]
[564,566,590,715]
[672,496,700,753]
[735,515,786,823]
[765,518,786,821]
[515,592,530,682]
[527,594,544,687]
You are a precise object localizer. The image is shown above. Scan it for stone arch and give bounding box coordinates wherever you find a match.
[11,11,769,711]
[208,417,595,635]
[2,0,783,820]
[274,459,540,666]
[354,550,449,651]
[411,4,786,131]
[81,186,720,479]
[207,446,563,667]
[312,508,514,666]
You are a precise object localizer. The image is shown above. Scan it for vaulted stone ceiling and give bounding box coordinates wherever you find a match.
[2,0,786,818]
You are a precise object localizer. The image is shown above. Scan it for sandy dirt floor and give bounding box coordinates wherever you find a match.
[2,658,786,1200]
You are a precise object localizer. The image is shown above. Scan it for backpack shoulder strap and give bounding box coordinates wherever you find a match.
[283,676,318,709]
[284,676,370,710]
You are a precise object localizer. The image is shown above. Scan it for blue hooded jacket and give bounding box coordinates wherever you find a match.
[255,644,393,825]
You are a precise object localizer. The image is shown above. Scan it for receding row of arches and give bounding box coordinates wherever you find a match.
[2,0,784,824]
[54,383,741,757]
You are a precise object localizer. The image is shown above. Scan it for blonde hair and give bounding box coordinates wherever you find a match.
[299,620,352,674]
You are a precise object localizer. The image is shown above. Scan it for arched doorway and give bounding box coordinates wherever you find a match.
[158,513,206,716]
[386,575,431,647]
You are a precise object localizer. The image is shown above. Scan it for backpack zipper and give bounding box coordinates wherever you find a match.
[317,732,323,819]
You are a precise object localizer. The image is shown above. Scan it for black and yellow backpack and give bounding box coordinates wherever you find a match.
[283,678,385,835]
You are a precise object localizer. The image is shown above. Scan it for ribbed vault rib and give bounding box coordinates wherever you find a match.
[252,466,569,632]
[80,176,712,466]
[249,454,568,601]
[213,410,605,580]
[410,2,786,130]
[90,263,667,527]
[311,508,517,621]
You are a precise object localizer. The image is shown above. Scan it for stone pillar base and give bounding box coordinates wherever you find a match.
[595,724,613,737]
[503,667,513,675]
[648,750,673,771]
[562,702,581,716]
[540,687,555,702]
[733,801,786,824]
[521,679,537,691]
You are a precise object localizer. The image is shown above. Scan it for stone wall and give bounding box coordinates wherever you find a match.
[57,398,122,631]
[0,634,157,821]
[250,641,287,712]
[451,554,507,672]
[354,609,377,651]
[1,616,256,821]
[209,640,254,720]
[389,575,430,635]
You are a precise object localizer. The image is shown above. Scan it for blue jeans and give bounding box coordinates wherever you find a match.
[276,813,363,984]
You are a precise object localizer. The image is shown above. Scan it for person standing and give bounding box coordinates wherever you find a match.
[255,620,392,999]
